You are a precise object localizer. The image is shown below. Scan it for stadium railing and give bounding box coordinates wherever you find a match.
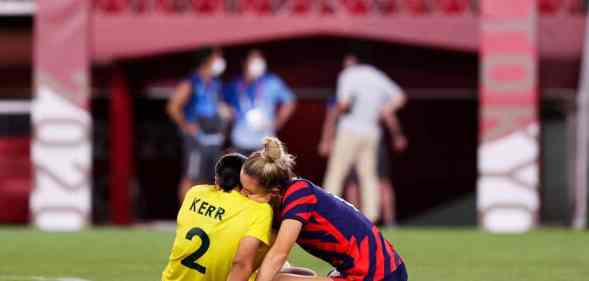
[93,0,588,16]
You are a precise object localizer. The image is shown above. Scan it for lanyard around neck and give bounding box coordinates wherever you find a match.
[196,78,218,104]
[238,77,264,110]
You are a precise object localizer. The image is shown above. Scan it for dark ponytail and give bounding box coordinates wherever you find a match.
[215,153,247,192]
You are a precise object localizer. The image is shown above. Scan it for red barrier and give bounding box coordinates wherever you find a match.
[565,0,585,14]
[289,0,313,14]
[109,68,133,225]
[93,0,586,15]
[95,0,127,12]
[375,0,397,15]
[435,0,470,14]
[403,0,427,15]
[192,0,225,14]
[539,0,561,14]
[341,0,372,15]
[0,137,31,223]
[155,0,177,13]
[237,0,273,14]
[0,177,31,223]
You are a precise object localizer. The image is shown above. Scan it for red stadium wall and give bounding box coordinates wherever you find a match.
[9,0,584,225]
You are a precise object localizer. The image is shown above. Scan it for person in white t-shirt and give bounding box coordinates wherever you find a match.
[321,54,406,222]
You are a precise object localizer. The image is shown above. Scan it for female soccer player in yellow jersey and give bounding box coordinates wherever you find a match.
[161,153,275,281]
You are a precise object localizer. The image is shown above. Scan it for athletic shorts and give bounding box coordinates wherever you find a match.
[182,134,222,183]
[377,137,392,179]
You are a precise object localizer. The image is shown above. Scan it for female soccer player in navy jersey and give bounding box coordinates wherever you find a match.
[240,137,408,281]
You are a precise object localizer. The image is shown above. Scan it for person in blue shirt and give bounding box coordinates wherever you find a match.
[167,47,232,201]
[224,50,297,156]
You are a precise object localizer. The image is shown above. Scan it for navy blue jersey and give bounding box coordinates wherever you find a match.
[183,74,222,122]
[280,179,403,281]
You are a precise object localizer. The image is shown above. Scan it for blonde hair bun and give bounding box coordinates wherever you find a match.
[242,137,296,190]
[262,137,284,162]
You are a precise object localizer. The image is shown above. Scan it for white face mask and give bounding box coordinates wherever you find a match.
[211,57,226,76]
[248,58,266,79]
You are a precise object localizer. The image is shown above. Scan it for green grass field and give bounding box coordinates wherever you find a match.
[1,227,588,281]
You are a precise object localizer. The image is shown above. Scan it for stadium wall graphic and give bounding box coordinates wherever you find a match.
[478,0,539,233]
[32,0,91,231]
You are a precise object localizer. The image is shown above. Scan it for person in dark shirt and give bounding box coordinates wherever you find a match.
[167,47,231,201]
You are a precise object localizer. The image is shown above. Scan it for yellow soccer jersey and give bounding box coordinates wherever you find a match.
[162,185,273,281]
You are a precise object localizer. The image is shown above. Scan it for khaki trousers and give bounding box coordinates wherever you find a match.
[323,128,380,222]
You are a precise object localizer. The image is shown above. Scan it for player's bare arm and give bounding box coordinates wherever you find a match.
[255,219,302,281]
[275,101,297,131]
[318,105,338,157]
[382,93,406,116]
[226,236,263,281]
[167,80,198,135]
[381,111,407,152]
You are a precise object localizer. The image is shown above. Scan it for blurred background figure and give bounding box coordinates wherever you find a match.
[166,47,231,201]
[320,105,408,226]
[321,53,406,222]
[377,114,408,226]
[224,50,297,156]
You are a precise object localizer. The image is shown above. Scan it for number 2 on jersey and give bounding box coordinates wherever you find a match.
[181,227,210,273]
